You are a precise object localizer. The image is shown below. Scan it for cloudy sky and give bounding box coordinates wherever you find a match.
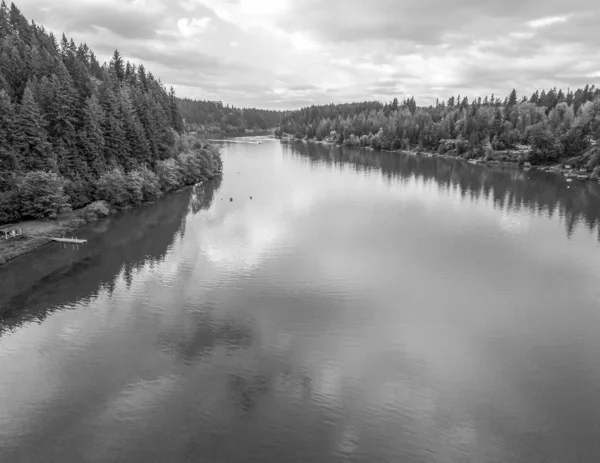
[16,0,600,109]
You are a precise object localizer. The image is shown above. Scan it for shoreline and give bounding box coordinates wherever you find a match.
[0,179,218,267]
[278,135,600,182]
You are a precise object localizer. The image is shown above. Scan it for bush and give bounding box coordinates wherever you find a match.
[156,158,182,192]
[527,123,559,163]
[126,170,144,205]
[138,168,161,201]
[64,179,91,209]
[18,171,72,220]
[83,200,110,221]
[95,168,128,208]
[0,190,20,224]
[455,137,469,155]
[592,166,600,179]
[587,150,600,170]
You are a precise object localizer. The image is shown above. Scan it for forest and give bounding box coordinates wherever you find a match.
[0,2,222,225]
[276,87,600,172]
[177,97,282,133]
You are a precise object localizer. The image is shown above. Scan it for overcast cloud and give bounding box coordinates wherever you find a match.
[16,0,600,109]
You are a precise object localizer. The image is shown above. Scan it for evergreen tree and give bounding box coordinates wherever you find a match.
[0,89,17,190]
[169,86,184,133]
[110,49,124,82]
[507,89,518,107]
[78,94,106,178]
[119,86,150,169]
[98,81,126,167]
[0,1,10,40]
[13,85,53,172]
[46,64,81,177]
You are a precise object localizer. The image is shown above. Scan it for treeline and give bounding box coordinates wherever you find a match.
[177,97,281,133]
[0,2,221,224]
[276,86,600,170]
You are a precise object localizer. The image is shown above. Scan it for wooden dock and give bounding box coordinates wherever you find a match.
[50,237,88,245]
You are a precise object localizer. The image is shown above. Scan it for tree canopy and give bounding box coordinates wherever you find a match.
[276,87,600,167]
[177,98,282,133]
[0,1,221,224]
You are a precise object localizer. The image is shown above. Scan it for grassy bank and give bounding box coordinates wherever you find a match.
[0,212,87,265]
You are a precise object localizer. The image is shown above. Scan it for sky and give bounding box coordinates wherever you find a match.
[15,0,600,109]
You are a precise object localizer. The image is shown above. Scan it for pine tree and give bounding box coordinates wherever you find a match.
[38,64,83,178]
[530,90,539,104]
[0,34,31,100]
[78,94,106,178]
[0,1,10,40]
[98,81,126,167]
[169,86,184,133]
[14,85,53,171]
[110,49,125,82]
[119,86,150,169]
[507,89,517,107]
[0,89,17,190]
[9,3,32,46]
[150,96,175,160]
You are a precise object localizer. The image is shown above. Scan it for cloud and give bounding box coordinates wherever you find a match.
[176,17,211,38]
[14,0,600,109]
[528,16,568,28]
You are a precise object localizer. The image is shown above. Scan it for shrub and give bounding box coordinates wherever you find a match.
[527,123,559,163]
[95,168,128,208]
[455,137,469,155]
[125,170,144,205]
[587,150,600,170]
[18,171,72,220]
[0,190,20,224]
[138,168,161,201]
[156,158,182,192]
[391,138,402,150]
[64,179,91,209]
[83,200,110,221]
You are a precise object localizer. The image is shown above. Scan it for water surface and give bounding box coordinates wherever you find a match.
[1,139,600,462]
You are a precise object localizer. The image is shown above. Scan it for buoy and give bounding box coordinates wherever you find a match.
[250,196,252,200]
[230,198,233,201]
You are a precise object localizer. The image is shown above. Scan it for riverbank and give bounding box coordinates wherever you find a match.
[0,214,87,266]
[278,134,600,182]
[0,180,217,267]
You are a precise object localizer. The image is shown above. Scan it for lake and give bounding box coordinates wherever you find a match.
[1,138,600,462]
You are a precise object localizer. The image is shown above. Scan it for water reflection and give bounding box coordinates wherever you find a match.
[288,141,600,241]
[0,179,221,331]
[1,140,600,462]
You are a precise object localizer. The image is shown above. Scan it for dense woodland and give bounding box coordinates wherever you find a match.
[276,87,600,171]
[177,97,281,133]
[0,2,222,225]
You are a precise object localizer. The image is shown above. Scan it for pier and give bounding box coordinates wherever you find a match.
[50,237,88,245]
